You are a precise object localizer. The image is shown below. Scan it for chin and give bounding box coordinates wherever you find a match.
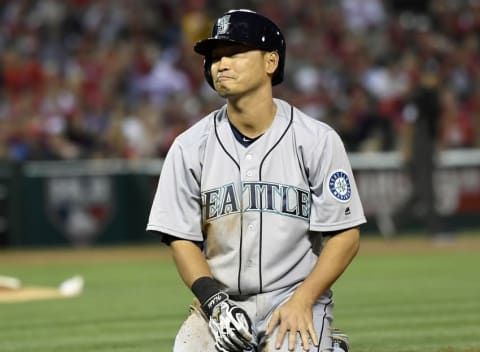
[215,86,230,97]
[216,89,228,98]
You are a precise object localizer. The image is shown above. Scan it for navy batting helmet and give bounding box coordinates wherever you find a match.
[194,9,286,88]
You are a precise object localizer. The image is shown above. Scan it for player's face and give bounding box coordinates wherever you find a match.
[210,44,278,97]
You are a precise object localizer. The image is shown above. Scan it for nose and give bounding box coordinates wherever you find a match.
[214,55,230,71]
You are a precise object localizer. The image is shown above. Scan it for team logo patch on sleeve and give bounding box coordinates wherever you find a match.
[328,170,352,202]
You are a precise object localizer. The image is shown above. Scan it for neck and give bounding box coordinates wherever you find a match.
[226,89,276,138]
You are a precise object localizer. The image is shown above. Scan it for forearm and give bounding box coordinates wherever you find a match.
[170,240,222,313]
[170,240,213,289]
[292,227,360,305]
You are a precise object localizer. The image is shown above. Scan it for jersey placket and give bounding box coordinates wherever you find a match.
[239,149,262,294]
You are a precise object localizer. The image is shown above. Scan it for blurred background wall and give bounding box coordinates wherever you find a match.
[0,0,479,247]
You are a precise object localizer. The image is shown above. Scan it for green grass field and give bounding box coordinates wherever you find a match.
[1,234,479,352]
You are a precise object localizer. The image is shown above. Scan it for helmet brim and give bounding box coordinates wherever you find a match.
[194,38,249,56]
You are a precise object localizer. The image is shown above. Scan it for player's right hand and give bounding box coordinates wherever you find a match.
[203,292,254,352]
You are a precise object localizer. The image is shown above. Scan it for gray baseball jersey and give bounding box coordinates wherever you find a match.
[147,98,366,296]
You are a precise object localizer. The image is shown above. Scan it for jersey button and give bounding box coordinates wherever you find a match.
[246,154,253,160]
[246,170,253,177]
[247,224,254,231]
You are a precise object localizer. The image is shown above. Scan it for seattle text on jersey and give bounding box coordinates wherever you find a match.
[202,182,311,221]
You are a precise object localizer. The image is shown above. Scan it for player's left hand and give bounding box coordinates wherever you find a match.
[266,295,319,351]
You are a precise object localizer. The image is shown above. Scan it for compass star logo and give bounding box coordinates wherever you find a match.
[216,15,231,35]
[328,170,352,202]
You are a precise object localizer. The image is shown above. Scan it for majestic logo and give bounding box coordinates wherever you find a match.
[328,170,352,202]
[216,15,231,36]
[46,176,113,246]
[202,182,310,221]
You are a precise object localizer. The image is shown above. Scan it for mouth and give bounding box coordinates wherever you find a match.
[216,75,234,83]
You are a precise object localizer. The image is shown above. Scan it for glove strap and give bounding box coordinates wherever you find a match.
[191,276,227,317]
[203,291,229,318]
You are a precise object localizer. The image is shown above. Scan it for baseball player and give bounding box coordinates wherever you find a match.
[147,9,366,352]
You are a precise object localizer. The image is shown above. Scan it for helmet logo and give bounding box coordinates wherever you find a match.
[216,15,231,36]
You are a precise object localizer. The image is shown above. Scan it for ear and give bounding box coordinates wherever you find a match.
[264,51,279,75]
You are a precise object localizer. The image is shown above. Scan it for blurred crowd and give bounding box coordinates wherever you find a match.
[0,0,479,161]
